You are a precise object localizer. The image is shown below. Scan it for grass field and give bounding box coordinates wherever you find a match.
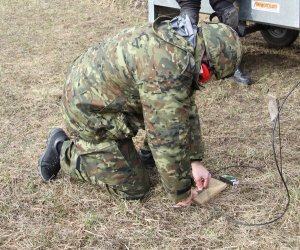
[1,0,299,249]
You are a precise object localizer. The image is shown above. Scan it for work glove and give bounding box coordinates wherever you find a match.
[176,0,201,25]
[210,5,239,30]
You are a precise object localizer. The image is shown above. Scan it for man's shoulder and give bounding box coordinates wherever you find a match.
[111,24,152,42]
[153,16,194,53]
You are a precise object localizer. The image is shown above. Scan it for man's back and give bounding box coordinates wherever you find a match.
[63,18,195,117]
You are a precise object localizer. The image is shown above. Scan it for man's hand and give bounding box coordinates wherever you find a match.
[174,189,198,207]
[174,161,211,208]
[191,161,211,191]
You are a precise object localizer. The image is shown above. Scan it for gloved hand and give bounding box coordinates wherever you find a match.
[210,5,239,30]
[176,0,201,25]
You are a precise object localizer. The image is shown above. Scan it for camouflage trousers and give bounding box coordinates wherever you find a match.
[60,137,150,200]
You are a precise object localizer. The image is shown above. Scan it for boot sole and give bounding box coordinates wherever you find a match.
[38,128,64,181]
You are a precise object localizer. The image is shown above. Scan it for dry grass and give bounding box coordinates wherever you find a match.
[1,0,300,249]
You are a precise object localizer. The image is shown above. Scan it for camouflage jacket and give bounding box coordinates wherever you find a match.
[63,17,205,203]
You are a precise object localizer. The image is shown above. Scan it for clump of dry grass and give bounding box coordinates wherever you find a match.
[1,0,300,249]
[101,0,147,9]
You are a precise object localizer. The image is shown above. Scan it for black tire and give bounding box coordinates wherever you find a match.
[260,26,299,48]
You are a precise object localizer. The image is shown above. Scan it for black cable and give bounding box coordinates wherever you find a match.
[214,81,300,227]
[211,164,264,175]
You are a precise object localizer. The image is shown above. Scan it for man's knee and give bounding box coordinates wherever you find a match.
[60,137,151,199]
[108,180,150,200]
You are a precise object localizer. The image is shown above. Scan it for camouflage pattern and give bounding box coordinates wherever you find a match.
[60,16,241,203]
[60,138,150,200]
[202,22,241,79]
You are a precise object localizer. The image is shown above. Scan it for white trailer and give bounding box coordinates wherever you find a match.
[148,0,300,48]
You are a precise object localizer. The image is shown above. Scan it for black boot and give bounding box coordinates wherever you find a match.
[138,149,155,168]
[38,128,68,181]
[233,67,253,85]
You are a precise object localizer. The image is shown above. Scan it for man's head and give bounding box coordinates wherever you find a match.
[201,22,242,79]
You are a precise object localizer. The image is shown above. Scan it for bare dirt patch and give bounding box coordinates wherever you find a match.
[1,0,299,249]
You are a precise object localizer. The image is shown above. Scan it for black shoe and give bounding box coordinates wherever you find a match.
[38,128,68,181]
[233,68,253,85]
[138,149,155,168]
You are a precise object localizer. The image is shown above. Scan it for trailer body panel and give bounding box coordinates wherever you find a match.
[148,0,300,30]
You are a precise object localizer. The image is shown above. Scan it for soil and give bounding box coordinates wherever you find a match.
[1,1,299,249]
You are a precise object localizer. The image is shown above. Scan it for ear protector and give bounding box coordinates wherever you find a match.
[198,62,213,83]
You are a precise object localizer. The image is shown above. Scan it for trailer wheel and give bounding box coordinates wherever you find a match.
[260,26,299,48]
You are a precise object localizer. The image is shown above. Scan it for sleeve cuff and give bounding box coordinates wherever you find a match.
[166,184,192,203]
[191,159,202,162]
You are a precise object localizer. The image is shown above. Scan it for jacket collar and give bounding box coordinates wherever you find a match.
[152,16,194,55]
